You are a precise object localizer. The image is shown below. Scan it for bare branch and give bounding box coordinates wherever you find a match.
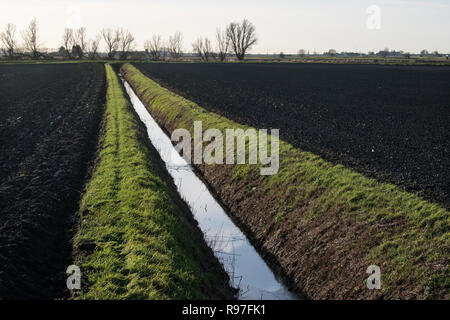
[168,32,183,60]
[118,28,135,60]
[216,28,230,62]
[0,23,17,58]
[88,35,101,60]
[226,19,257,60]
[193,37,215,62]
[144,35,163,61]
[192,37,204,61]
[73,27,88,59]
[22,18,42,59]
[101,28,121,60]
[62,28,74,58]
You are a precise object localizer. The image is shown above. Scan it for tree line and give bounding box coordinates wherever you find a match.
[4,18,441,61]
[0,18,43,59]
[0,18,258,61]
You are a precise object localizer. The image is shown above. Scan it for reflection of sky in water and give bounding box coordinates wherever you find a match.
[123,78,297,300]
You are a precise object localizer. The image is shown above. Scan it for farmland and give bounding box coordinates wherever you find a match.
[0,63,235,300]
[0,63,105,298]
[123,63,449,299]
[0,61,448,300]
[133,63,450,208]
[1,0,449,306]
[72,65,233,299]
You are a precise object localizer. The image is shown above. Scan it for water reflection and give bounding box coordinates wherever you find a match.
[121,76,297,300]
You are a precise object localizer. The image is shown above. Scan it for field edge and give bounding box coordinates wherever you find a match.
[121,63,449,300]
[71,64,234,300]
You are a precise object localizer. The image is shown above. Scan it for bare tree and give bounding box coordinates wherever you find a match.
[327,49,337,56]
[62,28,74,58]
[88,35,101,60]
[22,18,41,59]
[192,37,215,62]
[101,28,121,59]
[118,28,135,60]
[0,23,18,58]
[144,35,163,61]
[420,49,429,57]
[192,38,204,61]
[432,50,441,57]
[73,27,88,59]
[203,38,215,61]
[298,49,306,57]
[216,28,229,61]
[379,48,389,58]
[168,31,183,60]
[226,19,257,61]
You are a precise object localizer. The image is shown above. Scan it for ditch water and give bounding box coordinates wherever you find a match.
[120,75,297,300]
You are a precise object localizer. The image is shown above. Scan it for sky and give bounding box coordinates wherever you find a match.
[0,0,449,54]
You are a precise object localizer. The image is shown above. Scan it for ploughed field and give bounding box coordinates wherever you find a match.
[134,63,450,207]
[0,63,105,298]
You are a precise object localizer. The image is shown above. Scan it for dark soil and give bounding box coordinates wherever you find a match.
[134,63,450,208]
[123,64,449,299]
[0,63,105,299]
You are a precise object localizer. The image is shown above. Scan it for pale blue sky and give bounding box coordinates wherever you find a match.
[1,0,449,53]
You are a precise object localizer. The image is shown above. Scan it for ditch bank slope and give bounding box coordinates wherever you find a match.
[133,63,450,209]
[122,64,449,300]
[72,65,233,299]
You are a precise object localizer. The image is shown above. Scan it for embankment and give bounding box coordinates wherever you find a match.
[121,63,449,299]
[72,64,233,299]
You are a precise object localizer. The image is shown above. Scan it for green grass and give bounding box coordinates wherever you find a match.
[72,64,230,300]
[122,63,449,299]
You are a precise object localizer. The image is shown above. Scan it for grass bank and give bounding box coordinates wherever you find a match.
[122,63,449,299]
[72,64,233,299]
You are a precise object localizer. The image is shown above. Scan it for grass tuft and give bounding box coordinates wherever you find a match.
[72,64,231,300]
